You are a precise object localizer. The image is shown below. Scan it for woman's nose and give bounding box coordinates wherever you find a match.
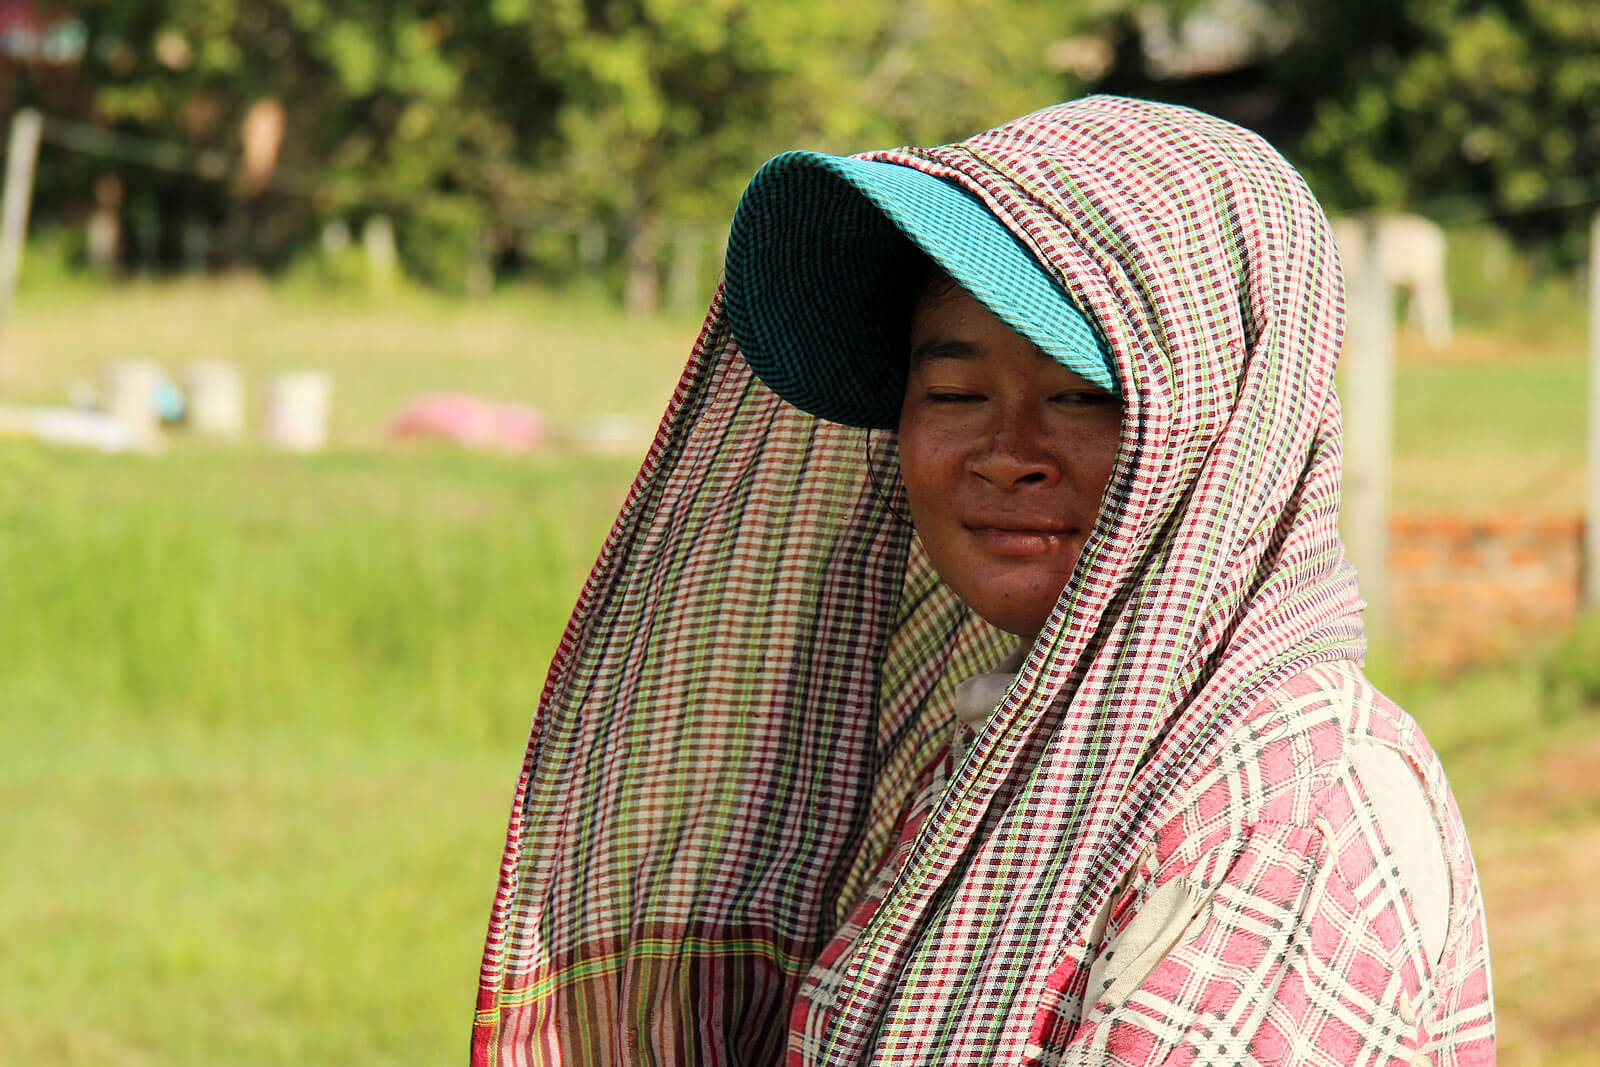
[968,412,1060,488]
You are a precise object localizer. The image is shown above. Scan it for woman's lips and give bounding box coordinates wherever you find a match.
[965,523,1078,557]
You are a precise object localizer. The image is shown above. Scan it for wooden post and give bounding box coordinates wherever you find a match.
[1345,217,1395,641]
[361,214,399,292]
[104,359,165,451]
[0,108,44,344]
[180,217,212,274]
[187,360,245,441]
[265,371,333,453]
[623,214,663,316]
[1585,211,1600,608]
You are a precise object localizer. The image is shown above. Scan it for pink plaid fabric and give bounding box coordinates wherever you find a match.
[790,662,1494,1065]
[472,97,1494,1064]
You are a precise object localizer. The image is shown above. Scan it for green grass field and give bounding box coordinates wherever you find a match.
[0,445,636,1064]
[1,276,1595,1063]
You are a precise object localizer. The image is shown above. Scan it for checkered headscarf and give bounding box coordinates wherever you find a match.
[473,96,1364,1065]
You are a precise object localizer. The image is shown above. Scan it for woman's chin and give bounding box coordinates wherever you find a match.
[962,575,1075,639]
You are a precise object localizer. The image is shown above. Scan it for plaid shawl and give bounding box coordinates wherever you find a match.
[473,97,1367,1064]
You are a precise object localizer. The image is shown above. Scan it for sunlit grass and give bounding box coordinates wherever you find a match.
[0,444,635,742]
[1387,334,1587,513]
[1,725,513,1065]
[0,443,636,1064]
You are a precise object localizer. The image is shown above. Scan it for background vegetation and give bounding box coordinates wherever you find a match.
[7,0,1600,293]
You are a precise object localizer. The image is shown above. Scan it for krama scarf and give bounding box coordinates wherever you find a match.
[472,96,1365,1065]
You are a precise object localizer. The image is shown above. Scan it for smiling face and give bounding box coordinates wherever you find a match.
[897,276,1123,639]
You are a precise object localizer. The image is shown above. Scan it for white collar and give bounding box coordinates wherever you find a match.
[950,645,1028,728]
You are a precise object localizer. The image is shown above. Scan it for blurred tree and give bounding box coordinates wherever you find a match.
[54,0,1474,298]
[1261,0,1600,253]
[1077,0,1600,260]
[69,0,564,287]
[480,0,1105,310]
[57,0,1127,298]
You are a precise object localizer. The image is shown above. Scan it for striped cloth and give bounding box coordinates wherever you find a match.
[471,97,1493,1064]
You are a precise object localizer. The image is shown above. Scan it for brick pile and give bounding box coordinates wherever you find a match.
[1384,514,1584,671]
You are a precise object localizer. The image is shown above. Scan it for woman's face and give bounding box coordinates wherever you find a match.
[898,279,1123,639]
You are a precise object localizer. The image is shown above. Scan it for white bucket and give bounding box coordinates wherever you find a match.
[104,359,164,450]
[264,371,332,452]
[186,360,244,440]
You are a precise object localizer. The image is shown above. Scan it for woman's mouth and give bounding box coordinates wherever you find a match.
[965,523,1077,557]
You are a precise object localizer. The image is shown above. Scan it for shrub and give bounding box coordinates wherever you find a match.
[1542,614,1600,720]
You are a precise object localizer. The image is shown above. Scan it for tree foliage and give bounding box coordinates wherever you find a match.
[482,0,1095,303]
[10,0,1599,291]
[26,0,1109,293]
[61,0,565,284]
[1267,0,1600,250]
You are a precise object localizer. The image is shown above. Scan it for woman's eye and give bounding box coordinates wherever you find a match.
[928,391,984,404]
[1052,390,1116,408]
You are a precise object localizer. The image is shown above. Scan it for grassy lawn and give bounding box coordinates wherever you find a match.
[1387,341,1588,513]
[0,278,1595,1063]
[0,444,636,1065]
[1,723,515,1064]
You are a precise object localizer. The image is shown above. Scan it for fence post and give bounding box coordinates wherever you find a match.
[1345,216,1395,642]
[1585,211,1600,608]
[0,108,44,347]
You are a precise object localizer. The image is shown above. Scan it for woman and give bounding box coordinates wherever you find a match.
[473,97,1493,1065]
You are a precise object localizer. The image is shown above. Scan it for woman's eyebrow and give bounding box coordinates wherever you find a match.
[908,339,980,365]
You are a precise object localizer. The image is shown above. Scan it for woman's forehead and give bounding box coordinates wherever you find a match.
[909,282,1100,380]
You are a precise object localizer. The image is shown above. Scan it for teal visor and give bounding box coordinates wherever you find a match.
[723,150,1115,429]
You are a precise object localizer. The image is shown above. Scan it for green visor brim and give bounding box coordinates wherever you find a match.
[724,150,1116,430]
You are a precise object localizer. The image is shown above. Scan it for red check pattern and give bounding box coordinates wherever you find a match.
[471,97,1493,1064]
[790,663,1494,1065]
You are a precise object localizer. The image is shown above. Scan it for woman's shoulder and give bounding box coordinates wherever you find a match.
[1149,658,1376,863]
[1143,658,1487,988]
[1139,658,1472,970]
[1174,657,1449,828]
[1088,661,1493,1061]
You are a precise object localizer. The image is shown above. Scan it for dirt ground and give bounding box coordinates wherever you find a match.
[1476,733,1600,1064]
